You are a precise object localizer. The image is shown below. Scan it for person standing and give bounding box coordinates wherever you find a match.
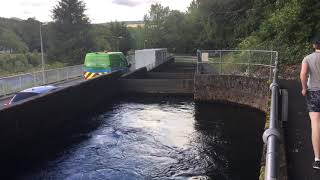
[300,37,320,169]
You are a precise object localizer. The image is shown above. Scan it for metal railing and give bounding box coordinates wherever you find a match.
[0,65,83,96]
[196,50,278,80]
[263,57,281,180]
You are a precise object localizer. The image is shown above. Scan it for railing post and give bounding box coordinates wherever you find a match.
[196,50,201,74]
[19,76,22,90]
[248,51,251,76]
[1,82,5,96]
[220,50,222,74]
[270,52,273,81]
[33,73,36,86]
[56,69,60,82]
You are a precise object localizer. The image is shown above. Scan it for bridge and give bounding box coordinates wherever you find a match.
[0,49,318,179]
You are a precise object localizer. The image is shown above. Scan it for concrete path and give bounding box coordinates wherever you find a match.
[281,80,320,180]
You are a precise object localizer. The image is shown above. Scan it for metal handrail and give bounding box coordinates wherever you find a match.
[0,64,83,79]
[197,61,276,68]
[200,49,278,53]
[263,55,281,180]
[0,65,83,96]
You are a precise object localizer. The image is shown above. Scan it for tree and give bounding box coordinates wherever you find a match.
[49,0,93,64]
[106,22,133,53]
[144,3,170,48]
[91,24,112,51]
[17,18,42,52]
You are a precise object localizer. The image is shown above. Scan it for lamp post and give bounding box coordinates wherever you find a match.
[39,22,45,84]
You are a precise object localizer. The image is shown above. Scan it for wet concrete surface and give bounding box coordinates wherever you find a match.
[5,96,266,180]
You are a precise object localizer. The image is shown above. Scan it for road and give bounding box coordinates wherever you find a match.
[0,77,84,107]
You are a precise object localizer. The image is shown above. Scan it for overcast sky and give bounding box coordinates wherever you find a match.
[0,0,193,23]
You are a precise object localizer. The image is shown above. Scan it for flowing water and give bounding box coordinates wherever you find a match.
[16,96,265,180]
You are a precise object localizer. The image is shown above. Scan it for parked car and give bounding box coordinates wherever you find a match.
[83,52,131,80]
[4,85,58,106]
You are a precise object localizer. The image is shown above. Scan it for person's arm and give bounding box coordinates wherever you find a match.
[300,61,309,96]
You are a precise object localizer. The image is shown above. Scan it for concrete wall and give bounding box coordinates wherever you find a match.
[121,60,194,94]
[122,67,148,79]
[194,75,270,112]
[120,79,194,94]
[146,72,194,79]
[0,72,122,155]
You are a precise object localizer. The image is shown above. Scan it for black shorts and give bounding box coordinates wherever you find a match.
[306,90,320,112]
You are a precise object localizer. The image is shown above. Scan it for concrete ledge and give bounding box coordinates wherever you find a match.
[120,79,194,94]
[122,67,148,79]
[194,75,270,112]
[146,72,194,79]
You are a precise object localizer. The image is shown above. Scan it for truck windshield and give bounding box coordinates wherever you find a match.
[11,92,38,103]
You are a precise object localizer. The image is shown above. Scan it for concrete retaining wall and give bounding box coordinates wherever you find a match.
[146,72,194,79]
[0,72,122,155]
[194,75,270,112]
[120,79,194,94]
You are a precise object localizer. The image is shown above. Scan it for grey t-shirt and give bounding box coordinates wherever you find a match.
[302,52,320,91]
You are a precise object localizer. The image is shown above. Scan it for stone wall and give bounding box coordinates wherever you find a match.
[194,75,270,112]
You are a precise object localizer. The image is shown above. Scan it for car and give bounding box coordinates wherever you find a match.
[4,85,58,106]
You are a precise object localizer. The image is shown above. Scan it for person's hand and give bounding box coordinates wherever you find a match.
[302,89,307,96]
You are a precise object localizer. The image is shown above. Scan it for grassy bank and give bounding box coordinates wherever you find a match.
[0,53,67,77]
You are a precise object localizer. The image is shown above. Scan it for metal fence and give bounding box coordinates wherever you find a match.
[0,65,83,96]
[196,50,278,80]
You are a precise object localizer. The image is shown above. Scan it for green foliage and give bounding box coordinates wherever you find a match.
[144,3,170,48]
[129,26,145,49]
[0,53,68,77]
[239,0,320,64]
[141,0,320,63]
[90,24,112,51]
[0,53,40,76]
[107,22,133,53]
[49,0,93,65]
[0,28,29,53]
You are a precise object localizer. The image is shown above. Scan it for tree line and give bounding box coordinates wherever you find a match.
[138,0,320,64]
[0,0,319,75]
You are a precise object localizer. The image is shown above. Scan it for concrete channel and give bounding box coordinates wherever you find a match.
[0,57,269,179]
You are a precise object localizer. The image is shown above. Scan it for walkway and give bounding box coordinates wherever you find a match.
[281,80,320,180]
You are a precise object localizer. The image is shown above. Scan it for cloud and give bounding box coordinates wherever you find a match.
[20,1,47,7]
[112,0,157,7]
